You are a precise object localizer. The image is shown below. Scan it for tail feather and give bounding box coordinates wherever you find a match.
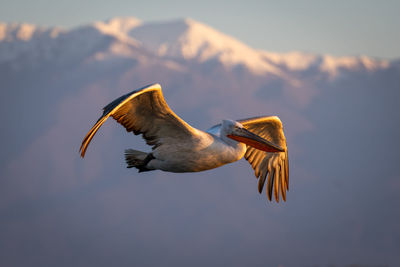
[124,149,154,172]
[124,149,147,168]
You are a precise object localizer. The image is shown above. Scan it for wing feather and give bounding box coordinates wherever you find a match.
[238,116,289,202]
[274,164,280,202]
[285,151,289,190]
[267,167,274,201]
[80,83,196,157]
[280,159,286,201]
[257,158,269,193]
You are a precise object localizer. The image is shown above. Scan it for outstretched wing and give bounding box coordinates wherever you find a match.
[239,116,289,202]
[80,83,196,157]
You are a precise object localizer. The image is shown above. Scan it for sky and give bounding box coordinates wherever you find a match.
[0,0,399,59]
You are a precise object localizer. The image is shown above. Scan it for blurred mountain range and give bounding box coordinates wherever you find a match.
[1,17,399,267]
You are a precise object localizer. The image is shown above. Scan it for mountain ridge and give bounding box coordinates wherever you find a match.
[0,17,392,77]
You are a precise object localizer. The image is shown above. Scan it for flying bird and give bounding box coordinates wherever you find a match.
[80,83,289,202]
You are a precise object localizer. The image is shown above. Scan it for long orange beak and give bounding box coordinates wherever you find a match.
[227,128,284,153]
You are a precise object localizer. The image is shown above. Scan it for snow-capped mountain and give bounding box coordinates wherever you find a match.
[0,17,390,76]
[0,20,141,68]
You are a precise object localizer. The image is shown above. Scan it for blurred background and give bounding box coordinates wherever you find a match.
[1,1,399,266]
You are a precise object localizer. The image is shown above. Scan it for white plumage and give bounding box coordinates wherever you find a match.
[80,83,289,202]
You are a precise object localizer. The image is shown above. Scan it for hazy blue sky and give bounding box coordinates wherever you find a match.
[1,0,399,59]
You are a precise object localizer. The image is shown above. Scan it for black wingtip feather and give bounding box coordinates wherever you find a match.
[267,169,275,201]
[258,171,268,194]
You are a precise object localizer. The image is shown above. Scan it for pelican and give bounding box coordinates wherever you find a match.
[80,83,289,202]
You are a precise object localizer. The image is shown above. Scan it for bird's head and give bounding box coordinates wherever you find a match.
[222,120,284,153]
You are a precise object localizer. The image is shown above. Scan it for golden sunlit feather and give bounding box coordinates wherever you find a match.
[239,116,289,202]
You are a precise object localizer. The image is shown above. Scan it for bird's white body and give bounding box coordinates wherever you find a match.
[80,83,289,202]
[149,128,246,172]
